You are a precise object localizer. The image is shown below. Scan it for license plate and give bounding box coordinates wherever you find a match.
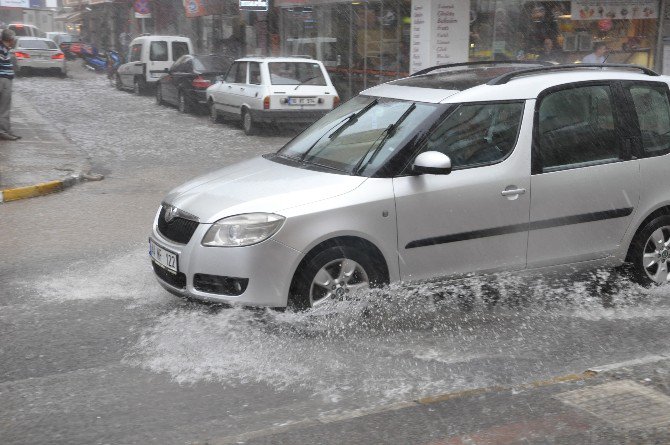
[289,97,317,105]
[149,238,178,274]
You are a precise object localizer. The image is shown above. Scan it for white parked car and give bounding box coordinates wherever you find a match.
[150,62,670,309]
[11,37,66,76]
[115,35,193,94]
[206,57,339,135]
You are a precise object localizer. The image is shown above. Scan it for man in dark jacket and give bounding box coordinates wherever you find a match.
[0,28,20,141]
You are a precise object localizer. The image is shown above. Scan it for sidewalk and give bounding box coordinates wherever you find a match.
[208,356,670,445]
[0,92,96,202]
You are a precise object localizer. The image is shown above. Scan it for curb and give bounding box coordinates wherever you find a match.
[0,174,83,203]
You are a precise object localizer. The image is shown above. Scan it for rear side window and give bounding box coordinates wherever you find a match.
[129,44,142,62]
[422,102,524,169]
[537,85,620,172]
[150,41,168,61]
[627,84,670,156]
[172,41,189,61]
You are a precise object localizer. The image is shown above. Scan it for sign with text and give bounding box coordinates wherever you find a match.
[571,1,657,20]
[411,0,468,74]
[0,0,29,7]
[240,0,268,11]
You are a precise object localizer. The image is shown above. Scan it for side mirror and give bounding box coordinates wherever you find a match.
[412,151,452,175]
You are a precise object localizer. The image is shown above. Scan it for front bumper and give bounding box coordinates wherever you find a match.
[149,221,303,307]
[249,108,329,125]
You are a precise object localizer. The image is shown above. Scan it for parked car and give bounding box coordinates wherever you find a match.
[206,57,339,135]
[115,35,193,94]
[54,34,82,60]
[149,62,670,309]
[156,54,229,114]
[12,37,66,76]
[7,23,42,37]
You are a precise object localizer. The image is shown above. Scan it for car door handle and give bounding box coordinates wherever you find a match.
[501,188,526,196]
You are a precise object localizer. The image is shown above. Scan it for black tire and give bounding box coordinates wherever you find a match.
[242,109,256,135]
[156,84,164,105]
[289,245,385,310]
[209,101,222,123]
[627,214,670,287]
[178,91,190,114]
[115,73,123,90]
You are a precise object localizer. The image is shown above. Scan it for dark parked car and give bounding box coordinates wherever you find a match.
[156,54,229,114]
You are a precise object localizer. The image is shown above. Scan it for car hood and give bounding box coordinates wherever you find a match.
[163,156,367,223]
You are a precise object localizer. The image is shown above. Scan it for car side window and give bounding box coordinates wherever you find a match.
[249,62,261,85]
[537,84,621,172]
[420,101,524,169]
[172,42,189,61]
[150,41,168,62]
[225,63,238,83]
[234,62,248,83]
[627,84,670,157]
[129,44,142,62]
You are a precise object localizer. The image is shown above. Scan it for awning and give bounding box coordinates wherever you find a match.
[55,11,82,21]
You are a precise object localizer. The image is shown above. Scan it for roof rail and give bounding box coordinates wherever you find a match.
[411,60,553,77]
[487,63,660,85]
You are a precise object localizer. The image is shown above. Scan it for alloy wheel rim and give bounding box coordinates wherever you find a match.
[642,225,670,284]
[309,258,370,307]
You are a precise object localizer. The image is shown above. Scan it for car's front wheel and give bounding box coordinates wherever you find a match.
[628,214,670,286]
[242,109,256,135]
[289,245,383,310]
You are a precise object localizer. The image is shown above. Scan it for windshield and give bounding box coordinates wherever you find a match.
[17,39,57,50]
[268,62,326,85]
[277,96,440,175]
[193,56,228,73]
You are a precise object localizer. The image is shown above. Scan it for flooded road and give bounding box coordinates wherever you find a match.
[2,64,670,444]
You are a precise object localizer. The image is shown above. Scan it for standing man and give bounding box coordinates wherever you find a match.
[0,28,20,141]
[582,42,608,64]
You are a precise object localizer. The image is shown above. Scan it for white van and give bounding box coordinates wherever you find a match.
[115,35,193,94]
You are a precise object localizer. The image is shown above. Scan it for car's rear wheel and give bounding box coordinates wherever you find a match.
[628,215,670,286]
[156,85,164,105]
[289,245,383,310]
[178,91,190,113]
[242,109,256,135]
[209,101,222,123]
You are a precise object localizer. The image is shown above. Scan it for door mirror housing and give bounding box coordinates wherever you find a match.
[412,151,452,175]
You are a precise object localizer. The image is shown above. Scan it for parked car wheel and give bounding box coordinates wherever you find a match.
[133,78,145,95]
[242,109,256,135]
[178,91,190,114]
[628,214,670,287]
[209,101,222,123]
[156,85,164,105]
[289,245,383,310]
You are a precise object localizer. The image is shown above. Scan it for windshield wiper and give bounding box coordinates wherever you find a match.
[294,76,318,90]
[353,103,416,174]
[327,98,379,141]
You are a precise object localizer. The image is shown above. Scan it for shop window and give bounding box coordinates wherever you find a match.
[150,41,168,62]
[628,85,670,156]
[422,102,524,169]
[537,85,620,172]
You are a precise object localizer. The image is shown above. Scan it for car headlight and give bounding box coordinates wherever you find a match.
[202,213,285,247]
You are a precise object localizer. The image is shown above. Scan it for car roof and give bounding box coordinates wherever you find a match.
[131,35,191,42]
[362,63,670,104]
[235,56,322,64]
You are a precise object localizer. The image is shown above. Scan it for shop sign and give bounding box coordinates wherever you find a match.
[411,0,469,73]
[0,0,29,7]
[134,0,151,15]
[571,1,657,20]
[240,0,268,12]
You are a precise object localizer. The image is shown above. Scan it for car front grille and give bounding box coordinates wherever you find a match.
[157,207,199,244]
[152,261,187,289]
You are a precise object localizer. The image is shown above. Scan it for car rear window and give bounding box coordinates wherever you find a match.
[17,39,57,50]
[193,56,228,73]
[150,41,168,61]
[268,62,326,85]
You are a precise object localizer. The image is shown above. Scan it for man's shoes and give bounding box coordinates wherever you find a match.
[0,133,20,141]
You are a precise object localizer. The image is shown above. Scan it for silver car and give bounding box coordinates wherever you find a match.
[150,62,670,308]
[12,37,66,76]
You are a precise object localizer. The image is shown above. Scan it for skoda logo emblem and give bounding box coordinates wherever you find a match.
[164,205,177,223]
